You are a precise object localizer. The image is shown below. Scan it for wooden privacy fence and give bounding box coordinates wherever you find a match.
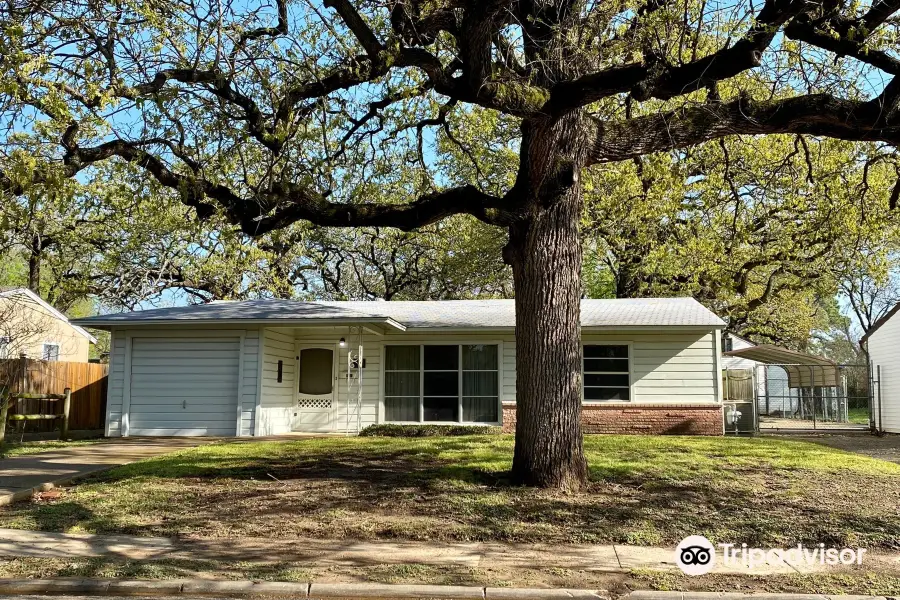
[722,368,755,401]
[0,359,108,432]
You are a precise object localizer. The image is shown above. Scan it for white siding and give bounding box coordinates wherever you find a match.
[241,330,260,436]
[104,327,260,437]
[866,318,900,433]
[583,331,719,403]
[105,324,722,437]
[257,329,296,436]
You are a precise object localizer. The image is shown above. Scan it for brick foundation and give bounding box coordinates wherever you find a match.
[501,403,724,435]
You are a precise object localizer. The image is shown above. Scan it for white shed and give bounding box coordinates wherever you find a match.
[861,305,900,433]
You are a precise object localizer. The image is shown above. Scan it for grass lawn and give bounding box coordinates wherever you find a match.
[0,439,105,459]
[0,435,898,549]
[848,408,870,424]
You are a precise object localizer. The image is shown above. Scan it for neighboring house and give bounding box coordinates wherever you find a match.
[72,297,727,438]
[0,287,96,363]
[861,305,900,433]
[721,333,758,370]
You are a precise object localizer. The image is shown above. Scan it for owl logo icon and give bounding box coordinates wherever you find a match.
[675,535,716,575]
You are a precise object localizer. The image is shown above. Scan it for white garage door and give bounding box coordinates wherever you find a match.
[129,337,240,436]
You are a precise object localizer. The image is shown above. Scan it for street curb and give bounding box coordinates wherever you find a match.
[0,579,891,599]
[628,594,892,600]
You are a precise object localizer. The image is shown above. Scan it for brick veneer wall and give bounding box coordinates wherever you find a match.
[501,403,724,435]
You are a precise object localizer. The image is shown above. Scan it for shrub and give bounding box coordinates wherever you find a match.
[359,424,502,437]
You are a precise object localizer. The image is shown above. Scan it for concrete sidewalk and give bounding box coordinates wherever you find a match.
[0,439,202,505]
[1,528,890,576]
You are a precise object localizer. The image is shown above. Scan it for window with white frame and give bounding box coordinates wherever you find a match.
[42,343,60,362]
[583,344,630,401]
[384,344,499,423]
[0,336,9,359]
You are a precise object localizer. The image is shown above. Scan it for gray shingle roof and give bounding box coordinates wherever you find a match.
[72,297,724,329]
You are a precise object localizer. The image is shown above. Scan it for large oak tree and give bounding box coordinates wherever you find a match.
[1,0,898,488]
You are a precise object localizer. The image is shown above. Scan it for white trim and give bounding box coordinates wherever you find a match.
[380,340,504,425]
[40,341,62,362]
[236,331,247,436]
[0,288,97,343]
[581,341,634,403]
[122,332,133,437]
[377,345,385,425]
[714,330,723,404]
[104,329,117,437]
[73,317,407,332]
[254,332,265,437]
[79,322,725,334]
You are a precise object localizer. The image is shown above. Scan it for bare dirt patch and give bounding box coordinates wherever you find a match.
[0,436,897,550]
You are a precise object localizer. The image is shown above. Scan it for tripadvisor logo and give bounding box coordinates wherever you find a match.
[675,536,868,576]
[675,535,716,576]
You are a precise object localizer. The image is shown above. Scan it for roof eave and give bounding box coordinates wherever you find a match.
[70,316,407,332]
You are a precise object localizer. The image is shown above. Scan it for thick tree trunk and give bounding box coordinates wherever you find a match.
[506,114,591,490]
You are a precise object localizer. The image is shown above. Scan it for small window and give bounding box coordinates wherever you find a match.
[0,336,9,359]
[723,334,733,353]
[583,344,630,401]
[277,360,283,383]
[42,343,60,362]
[299,348,333,395]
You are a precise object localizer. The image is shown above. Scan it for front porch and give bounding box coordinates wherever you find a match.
[256,325,379,437]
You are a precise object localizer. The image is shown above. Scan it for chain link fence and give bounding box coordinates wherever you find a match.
[755,363,870,430]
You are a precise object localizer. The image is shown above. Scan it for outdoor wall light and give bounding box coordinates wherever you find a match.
[339,337,346,347]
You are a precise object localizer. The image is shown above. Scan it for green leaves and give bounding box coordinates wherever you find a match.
[580,135,899,347]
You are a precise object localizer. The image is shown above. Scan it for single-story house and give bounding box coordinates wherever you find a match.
[861,305,900,433]
[72,297,727,438]
[0,287,97,362]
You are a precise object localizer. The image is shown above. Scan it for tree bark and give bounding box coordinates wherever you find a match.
[506,114,591,490]
[28,233,41,294]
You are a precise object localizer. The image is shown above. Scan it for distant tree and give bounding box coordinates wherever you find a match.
[581,136,897,345]
[0,163,292,310]
[2,0,899,488]
[291,220,510,300]
[840,254,900,335]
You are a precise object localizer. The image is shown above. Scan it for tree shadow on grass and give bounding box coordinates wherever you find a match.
[4,440,899,551]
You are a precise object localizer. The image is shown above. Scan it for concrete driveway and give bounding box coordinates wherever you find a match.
[791,433,900,464]
[0,438,204,504]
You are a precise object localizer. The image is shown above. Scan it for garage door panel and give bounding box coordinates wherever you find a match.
[131,364,239,375]
[131,352,238,362]
[130,375,239,386]
[134,427,237,437]
[129,337,240,437]
[132,341,240,350]
[132,419,237,428]
[130,393,238,402]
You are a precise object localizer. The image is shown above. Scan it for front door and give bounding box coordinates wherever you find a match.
[293,344,337,432]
